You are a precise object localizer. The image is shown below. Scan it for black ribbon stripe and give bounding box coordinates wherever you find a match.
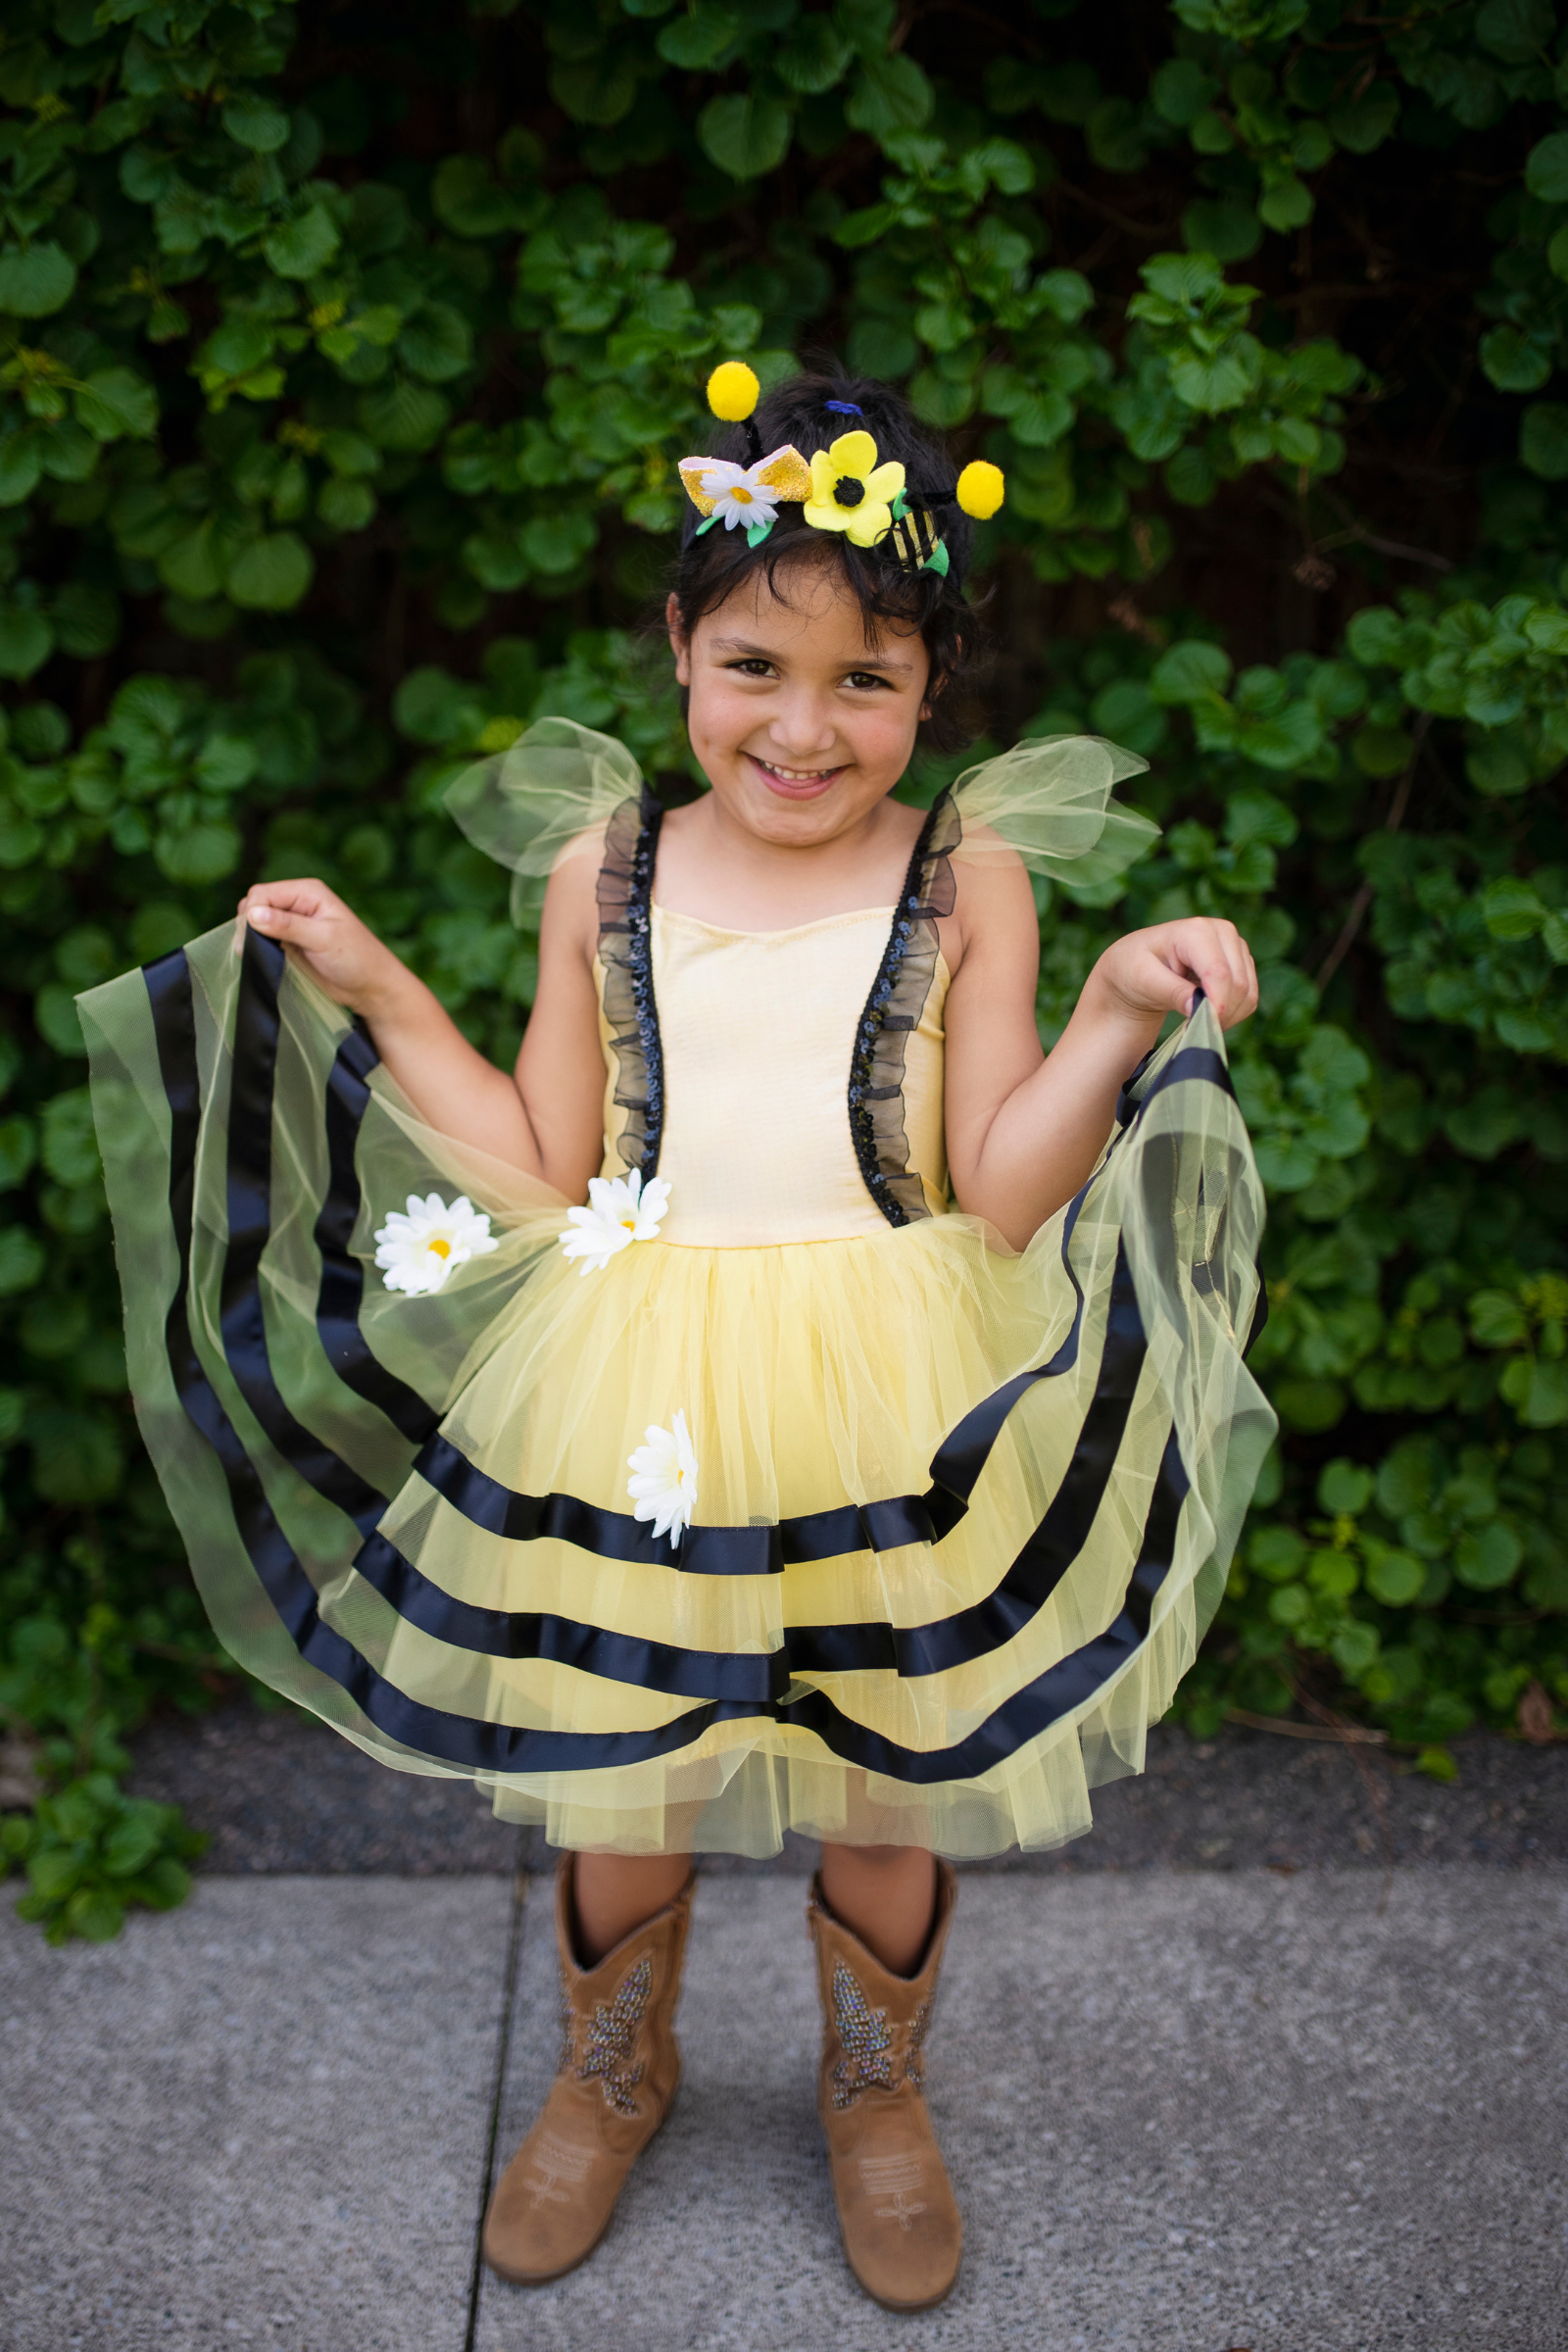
[314,1019,442,1446]
[221,934,395,1541]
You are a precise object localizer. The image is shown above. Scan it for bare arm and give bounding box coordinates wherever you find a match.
[944,858,1257,1250]
[236,850,608,1200]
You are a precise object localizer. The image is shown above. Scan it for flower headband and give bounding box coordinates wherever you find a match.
[677,362,1004,577]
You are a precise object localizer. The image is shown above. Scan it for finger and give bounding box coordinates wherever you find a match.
[1148,956,1201,1018]
[240,876,333,918]
[243,902,339,954]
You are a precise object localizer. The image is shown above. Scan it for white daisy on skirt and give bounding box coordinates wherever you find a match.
[559,1169,671,1276]
[627,1410,699,1547]
[374,1193,499,1297]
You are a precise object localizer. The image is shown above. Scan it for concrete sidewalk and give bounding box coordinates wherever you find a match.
[4,1869,1565,2352]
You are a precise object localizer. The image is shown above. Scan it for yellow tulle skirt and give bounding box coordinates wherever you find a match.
[80,926,1274,1859]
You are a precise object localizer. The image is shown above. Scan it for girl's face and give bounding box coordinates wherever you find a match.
[667,554,932,847]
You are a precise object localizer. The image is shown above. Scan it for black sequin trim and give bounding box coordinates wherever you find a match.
[847,789,961,1228]
[597,788,665,1182]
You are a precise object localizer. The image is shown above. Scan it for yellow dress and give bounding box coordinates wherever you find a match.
[79,721,1274,1857]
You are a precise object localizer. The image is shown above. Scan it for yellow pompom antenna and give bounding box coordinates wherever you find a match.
[956,460,1005,521]
[707,361,760,422]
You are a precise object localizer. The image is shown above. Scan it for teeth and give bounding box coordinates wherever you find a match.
[757,758,835,781]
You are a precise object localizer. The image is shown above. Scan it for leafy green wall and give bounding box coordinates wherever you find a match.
[2,0,1565,1938]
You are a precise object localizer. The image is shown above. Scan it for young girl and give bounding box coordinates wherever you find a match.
[81,367,1272,2315]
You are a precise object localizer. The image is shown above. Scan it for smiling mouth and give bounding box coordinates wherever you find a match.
[746,752,846,792]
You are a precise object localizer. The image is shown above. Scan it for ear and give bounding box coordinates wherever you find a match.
[666,592,691,686]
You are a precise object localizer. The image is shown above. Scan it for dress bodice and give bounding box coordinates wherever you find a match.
[593,792,956,1248]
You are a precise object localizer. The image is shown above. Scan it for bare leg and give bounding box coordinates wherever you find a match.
[572,1849,693,1964]
[818,1842,938,1977]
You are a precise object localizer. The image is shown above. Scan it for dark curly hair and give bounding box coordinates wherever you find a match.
[669,368,987,753]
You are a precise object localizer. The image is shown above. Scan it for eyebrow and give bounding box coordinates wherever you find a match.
[708,635,917,674]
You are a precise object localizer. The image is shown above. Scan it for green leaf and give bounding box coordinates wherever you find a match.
[0,241,77,318]
[76,369,159,443]
[698,93,793,179]
[0,1226,46,1296]
[1465,734,1533,796]
[1469,1288,1529,1348]
[1273,1377,1347,1433]
[0,433,43,506]
[225,532,314,612]
[194,734,259,794]
[221,93,292,152]
[397,303,473,383]
[1179,200,1261,264]
[657,6,742,67]
[1453,1521,1522,1591]
[775,14,854,93]
[357,379,451,453]
[40,1089,101,1188]
[159,521,225,603]
[1168,332,1263,414]
[1480,326,1552,394]
[1257,174,1313,232]
[29,1409,122,1503]
[154,818,243,883]
[1481,876,1544,939]
[0,610,55,680]
[431,155,527,238]
[1151,58,1218,126]
[1475,0,1554,65]
[1520,403,1568,481]
[520,512,597,574]
[845,52,933,137]
[1150,638,1232,704]
[0,1116,37,1190]
[550,54,639,126]
[262,205,342,280]
[1317,1458,1373,1515]
[52,583,121,659]
[1525,130,1568,204]
[1326,82,1398,154]
[65,1887,126,1942]
[318,477,375,532]
[1365,1550,1425,1606]
[1508,1358,1568,1427]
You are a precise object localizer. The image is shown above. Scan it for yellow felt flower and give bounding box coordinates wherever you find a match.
[803,430,906,549]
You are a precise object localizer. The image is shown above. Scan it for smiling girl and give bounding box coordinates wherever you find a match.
[81,367,1274,2313]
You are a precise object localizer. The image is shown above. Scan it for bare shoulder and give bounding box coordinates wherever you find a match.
[941,827,1036,984]
[537,823,608,973]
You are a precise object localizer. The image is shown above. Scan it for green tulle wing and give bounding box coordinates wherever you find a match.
[444,715,646,924]
[950,733,1158,889]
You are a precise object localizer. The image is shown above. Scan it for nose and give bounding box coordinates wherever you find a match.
[765,687,838,759]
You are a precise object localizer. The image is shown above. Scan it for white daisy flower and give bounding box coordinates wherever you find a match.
[559,1169,671,1276]
[676,444,812,534]
[374,1192,499,1297]
[627,1409,699,1547]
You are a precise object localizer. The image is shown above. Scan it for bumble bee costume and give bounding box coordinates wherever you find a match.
[79,368,1273,1860]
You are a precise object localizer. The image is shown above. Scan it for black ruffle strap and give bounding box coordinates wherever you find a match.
[847,788,960,1227]
[597,788,665,1182]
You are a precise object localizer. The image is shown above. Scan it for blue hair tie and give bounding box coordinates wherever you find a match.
[823,400,862,415]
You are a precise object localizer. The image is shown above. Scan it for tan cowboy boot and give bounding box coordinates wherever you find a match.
[482,1854,695,2285]
[808,1862,962,2312]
